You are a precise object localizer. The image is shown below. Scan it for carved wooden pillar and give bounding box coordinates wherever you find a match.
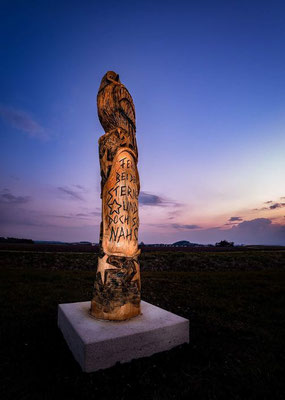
[90,71,141,321]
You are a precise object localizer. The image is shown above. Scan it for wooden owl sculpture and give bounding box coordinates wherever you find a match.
[91,71,141,321]
[97,71,136,135]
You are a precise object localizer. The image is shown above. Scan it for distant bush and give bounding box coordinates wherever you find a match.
[215,240,234,247]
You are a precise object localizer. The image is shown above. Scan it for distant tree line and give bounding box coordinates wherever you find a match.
[0,237,34,244]
[140,240,235,248]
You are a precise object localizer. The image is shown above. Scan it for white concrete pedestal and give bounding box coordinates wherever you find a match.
[58,300,189,372]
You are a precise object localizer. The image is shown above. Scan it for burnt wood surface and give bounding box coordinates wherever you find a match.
[90,71,141,320]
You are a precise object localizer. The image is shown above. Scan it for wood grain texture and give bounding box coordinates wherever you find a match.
[90,71,141,321]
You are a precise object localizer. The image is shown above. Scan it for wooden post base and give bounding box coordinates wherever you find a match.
[90,300,141,321]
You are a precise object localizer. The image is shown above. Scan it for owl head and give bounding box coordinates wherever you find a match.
[98,71,121,92]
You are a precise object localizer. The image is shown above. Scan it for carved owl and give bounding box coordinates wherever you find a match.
[97,71,136,134]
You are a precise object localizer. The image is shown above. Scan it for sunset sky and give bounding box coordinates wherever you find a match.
[1,0,285,244]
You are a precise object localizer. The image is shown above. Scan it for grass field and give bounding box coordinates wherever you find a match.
[1,249,285,399]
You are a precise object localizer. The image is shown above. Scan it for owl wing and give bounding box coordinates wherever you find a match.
[115,84,136,133]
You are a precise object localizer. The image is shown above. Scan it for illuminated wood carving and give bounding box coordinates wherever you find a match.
[90,71,141,320]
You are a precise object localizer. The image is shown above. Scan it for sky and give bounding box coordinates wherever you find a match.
[1,0,285,245]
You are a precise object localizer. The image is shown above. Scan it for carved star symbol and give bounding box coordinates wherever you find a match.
[108,199,122,215]
[97,260,117,284]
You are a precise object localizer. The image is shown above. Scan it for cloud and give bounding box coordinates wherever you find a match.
[0,187,98,235]
[145,217,285,245]
[48,210,101,220]
[73,211,101,218]
[172,223,201,230]
[224,216,243,226]
[76,213,91,218]
[0,193,42,229]
[225,218,285,245]
[228,216,243,222]
[0,205,99,233]
[0,106,47,139]
[139,191,181,207]
[253,199,285,212]
[86,211,101,217]
[144,222,202,232]
[269,203,285,210]
[0,189,31,205]
[0,188,98,241]
[233,218,271,230]
[139,191,166,206]
[167,209,182,220]
[73,184,85,190]
[57,186,85,201]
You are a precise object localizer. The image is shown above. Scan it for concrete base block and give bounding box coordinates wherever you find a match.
[58,300,189,372]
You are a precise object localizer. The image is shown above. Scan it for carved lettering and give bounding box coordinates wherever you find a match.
[121,185,126,196]
[110,226,119,241]
[118,226,125,242]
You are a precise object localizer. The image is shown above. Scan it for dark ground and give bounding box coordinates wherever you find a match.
[1,247,285,399]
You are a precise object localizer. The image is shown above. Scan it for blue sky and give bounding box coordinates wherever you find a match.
[1,0,285,244]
